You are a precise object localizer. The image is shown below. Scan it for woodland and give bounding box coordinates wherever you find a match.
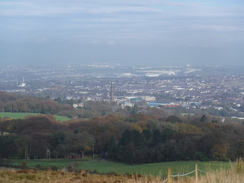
[0,91,244,164]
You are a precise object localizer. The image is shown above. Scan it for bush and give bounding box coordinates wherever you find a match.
[5,159,13,166]
[36,164,42,169]
[49,166,58,171]
[0,158,4,166]
[63,162,80,172]
[234,158,244,173]
[22,161,28,168]
[195,152,210,161]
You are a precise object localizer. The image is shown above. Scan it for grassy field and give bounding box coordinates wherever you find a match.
[3,159,243,183]
[12,158,231,176]
[0,112,70,122]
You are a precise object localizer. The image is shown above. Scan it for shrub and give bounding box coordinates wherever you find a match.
[22,161,27,168]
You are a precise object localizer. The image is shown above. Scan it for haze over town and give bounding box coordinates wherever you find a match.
[0,0,244,66]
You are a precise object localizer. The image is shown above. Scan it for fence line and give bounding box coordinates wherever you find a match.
[170,169,196,178]
[197,169,207,173]
[162,164,207,183]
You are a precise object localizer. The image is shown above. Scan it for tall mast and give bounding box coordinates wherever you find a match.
[110,82,115,102]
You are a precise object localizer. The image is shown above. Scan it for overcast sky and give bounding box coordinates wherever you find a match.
[0,0,244,66]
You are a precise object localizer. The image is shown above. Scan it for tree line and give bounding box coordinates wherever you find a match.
[0,91,73,114]
[0,113,244,164]
[0,91,170,119]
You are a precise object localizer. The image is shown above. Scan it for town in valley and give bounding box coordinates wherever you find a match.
[1,64,244,118]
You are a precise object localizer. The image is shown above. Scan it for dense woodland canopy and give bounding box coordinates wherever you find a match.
[0,91,244,164]
[0,91,73,114]
[0,113,244,164]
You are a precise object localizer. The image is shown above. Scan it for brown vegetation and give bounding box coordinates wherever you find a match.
[0,168,157,183]
[0,160,244,183]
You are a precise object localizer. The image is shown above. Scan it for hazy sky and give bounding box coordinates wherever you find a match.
[0,0,244,66]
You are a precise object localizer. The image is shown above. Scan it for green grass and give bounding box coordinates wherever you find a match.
[78,160,231,176]
[52,115,70,122]
[11,158,232,176]
[0,112,70,122]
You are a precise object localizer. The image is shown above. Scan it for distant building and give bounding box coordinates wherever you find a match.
[141,96,156,102]
[73,103,84,109]
[147,102,182,108]
[18,77,26,87]
[120,101,134,109]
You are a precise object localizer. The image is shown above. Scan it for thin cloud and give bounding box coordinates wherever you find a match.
[0,0,244,66]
